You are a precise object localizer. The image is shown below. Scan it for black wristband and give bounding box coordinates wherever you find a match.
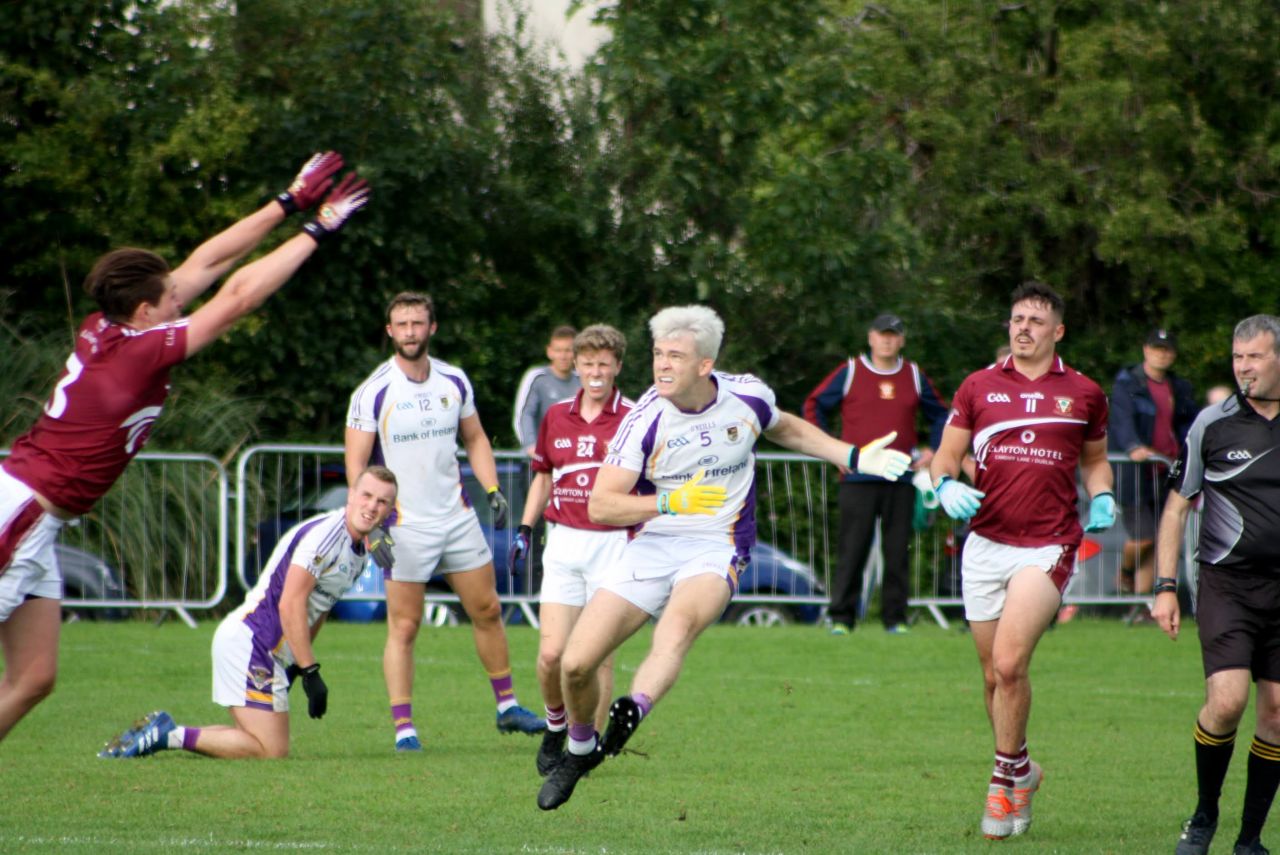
[276,192,298,216]
[1153,576,1178,595]
[847,446,859,471]
[302,221,331,243]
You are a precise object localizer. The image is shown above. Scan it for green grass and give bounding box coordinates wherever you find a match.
[0,617,1226,853]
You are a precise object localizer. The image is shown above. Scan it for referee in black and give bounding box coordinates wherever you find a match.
[1153,313,1280,855]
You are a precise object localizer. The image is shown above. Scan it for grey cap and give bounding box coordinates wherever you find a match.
[870,312,905,334]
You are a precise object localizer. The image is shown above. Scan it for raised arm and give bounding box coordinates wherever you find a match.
[183,171,369,358]
[169,152,344,304]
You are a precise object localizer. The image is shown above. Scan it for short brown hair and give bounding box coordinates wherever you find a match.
[386,292,435,325]
[84,248,171,323]
[358,465,398,490]
[1010,281,1065,320]
[574,324,626,362]
[550,325,577,342]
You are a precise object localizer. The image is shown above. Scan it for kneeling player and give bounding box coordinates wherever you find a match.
[98,466,397,759]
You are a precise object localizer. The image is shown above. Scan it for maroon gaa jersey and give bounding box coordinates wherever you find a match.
[948,355,1108,547]
[4,313,188,514]
[531,388,633,531]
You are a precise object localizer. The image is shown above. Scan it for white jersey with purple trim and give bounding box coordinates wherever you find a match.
[346,356,477,524]
[229,509,365,667]
[605,371,780,548]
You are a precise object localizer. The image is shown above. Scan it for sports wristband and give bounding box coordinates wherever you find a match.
[656,492,671,515]
[1152,576,1178,595]
[935,474,954,490]
[1092,490,1115,501]
[302,221,332,243]
[847,445,860,470]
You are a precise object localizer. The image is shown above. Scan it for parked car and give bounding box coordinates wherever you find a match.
[58,542,128,621]
[245,460,823,625]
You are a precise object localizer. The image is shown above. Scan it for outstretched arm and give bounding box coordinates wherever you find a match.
[183,171,369,358]
[169,152,344,304]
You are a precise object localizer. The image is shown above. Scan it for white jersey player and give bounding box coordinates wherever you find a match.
[536,304,912,811]
[347,354,478,524]
[99,467,397,760]
[344,291,544,753]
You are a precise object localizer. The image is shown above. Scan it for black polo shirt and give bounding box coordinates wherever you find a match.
[1171,392,1280,573]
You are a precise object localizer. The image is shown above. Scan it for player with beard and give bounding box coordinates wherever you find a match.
[345,292,544,752]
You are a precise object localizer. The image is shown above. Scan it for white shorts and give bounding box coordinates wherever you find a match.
[212,618,289,712]
[962,531,1078,622]
[598,533,743,617]
[387,511,493,584]
[0,468,65,622]
[540,524,629,607]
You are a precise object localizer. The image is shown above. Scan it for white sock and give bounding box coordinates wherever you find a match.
[496,699,518,714]
[167,726,185,750]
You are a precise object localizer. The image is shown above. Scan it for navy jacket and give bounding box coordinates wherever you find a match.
[1107,363,1198,455]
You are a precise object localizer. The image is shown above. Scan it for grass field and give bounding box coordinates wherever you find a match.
[0,616,1235,853]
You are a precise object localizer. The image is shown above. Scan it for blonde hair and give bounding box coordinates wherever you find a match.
[648,305,724,360]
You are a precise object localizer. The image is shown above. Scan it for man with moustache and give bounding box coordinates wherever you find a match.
[345,292,544,753]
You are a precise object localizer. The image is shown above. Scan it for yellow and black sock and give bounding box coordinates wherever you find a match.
[1238,735,1280,845]
[1193,720,1237,822]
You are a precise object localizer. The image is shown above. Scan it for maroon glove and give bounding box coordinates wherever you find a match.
[276,151,344,215]
[302,172,371,243]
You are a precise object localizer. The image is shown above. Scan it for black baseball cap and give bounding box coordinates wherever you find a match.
[870,312,905,334]
[1146,328,1177,349]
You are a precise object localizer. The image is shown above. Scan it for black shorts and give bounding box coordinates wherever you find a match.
[1197,566,1280,681]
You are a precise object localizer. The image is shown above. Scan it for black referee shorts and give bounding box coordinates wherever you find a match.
[1197,565,1280,681]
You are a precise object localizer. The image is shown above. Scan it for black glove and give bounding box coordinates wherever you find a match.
[507,524,532,575]
[487,487,509,529]
[299,663,328,719]
[284,663,303,689]
[366,525,395,573]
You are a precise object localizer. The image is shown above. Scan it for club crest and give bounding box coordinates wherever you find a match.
[1054,396,1073,415]
[879,382,896,400]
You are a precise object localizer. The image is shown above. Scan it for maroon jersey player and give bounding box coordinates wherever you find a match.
[930,281,1114,841]
[0,152,368,745]
[507,324,634,776]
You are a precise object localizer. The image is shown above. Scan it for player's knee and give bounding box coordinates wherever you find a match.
[464,595,501,626]
[561,651,596,688]
[387,615,421,644]
[990,654,1028,687]
[263,742,290,759]
[537,646,564,679]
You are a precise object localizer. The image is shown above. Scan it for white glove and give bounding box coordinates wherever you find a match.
[850,431,912,480]
[912,469,939,510]
[936,476,985,521]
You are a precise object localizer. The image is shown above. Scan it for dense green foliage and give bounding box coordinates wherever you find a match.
[4,1,1278,447]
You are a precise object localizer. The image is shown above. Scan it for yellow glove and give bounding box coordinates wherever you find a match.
[657,469,727,516]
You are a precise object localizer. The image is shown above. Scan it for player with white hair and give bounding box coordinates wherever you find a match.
[536,304,911,810]
[99,466,398,759]
[0,152,368,746]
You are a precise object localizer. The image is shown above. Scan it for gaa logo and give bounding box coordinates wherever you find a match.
[553,438,572,449]
[1227,450,1253,461]
[667,436,691,449]
[986,393,1012,403]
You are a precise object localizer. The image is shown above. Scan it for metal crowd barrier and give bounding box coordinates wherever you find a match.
[234,444,541,626]
[0,445,1190,629]
[907,453,1193,628]
[0,450,228,627]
